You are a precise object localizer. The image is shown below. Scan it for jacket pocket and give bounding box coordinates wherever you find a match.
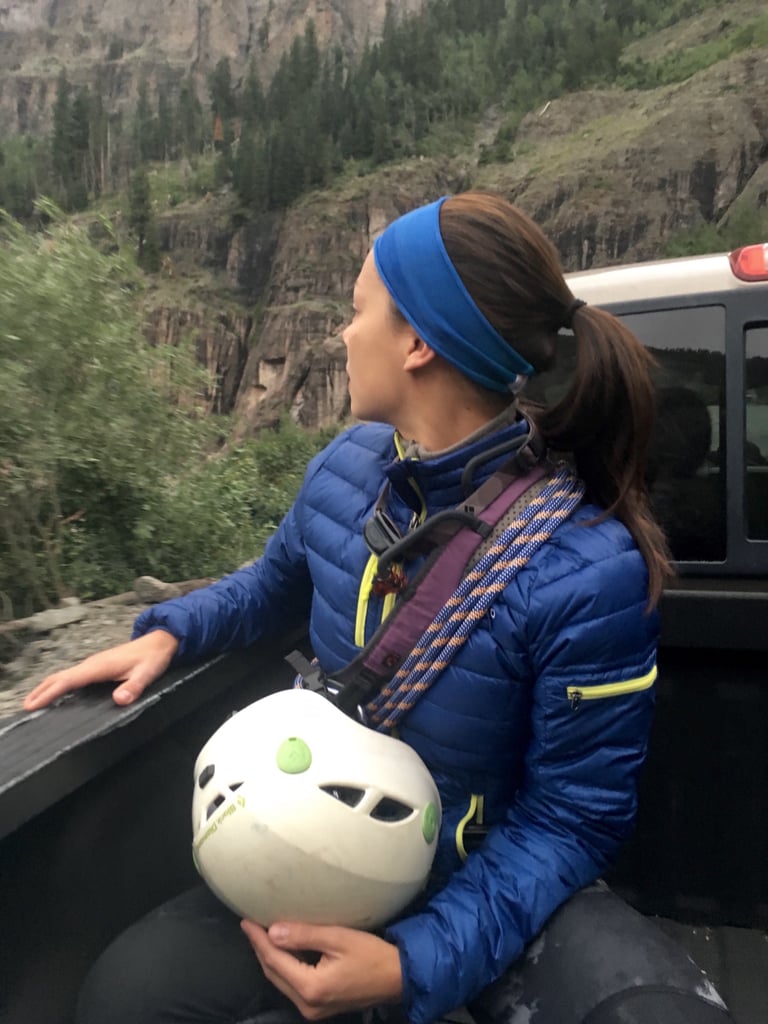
[566,664,657,710]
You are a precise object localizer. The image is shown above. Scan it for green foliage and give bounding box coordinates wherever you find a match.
[0,206,205,612]
[227,1,734,212]
[208,57,237,122]
[178,74,205,156]
[619,12,768,88]
[478,111,524,166]
[133,79,156,163]
[661,221,723,258]
[0,207,339,614]
[51,72,91,210]
[662,199,768,258]
[143,419,338,581]
[0,136,53,219]
[127,165,161,271]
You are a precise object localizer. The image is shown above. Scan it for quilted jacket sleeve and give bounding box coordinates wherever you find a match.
[386,544,658,1024]
[131,449,327,662]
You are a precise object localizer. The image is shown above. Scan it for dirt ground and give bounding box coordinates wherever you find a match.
[0,596,150,719]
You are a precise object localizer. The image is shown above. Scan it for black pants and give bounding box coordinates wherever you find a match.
[76,882,731,1024]
[76,885,363,1024]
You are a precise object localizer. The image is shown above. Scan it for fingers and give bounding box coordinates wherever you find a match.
[23,631,179,711]
[241,920,402,1018]
[267,922,344,954]
[23,652,120,710]
[241,921,311,1003]
[110,650,172,705]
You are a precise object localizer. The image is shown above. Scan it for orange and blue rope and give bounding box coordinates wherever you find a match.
[365,466,585,731]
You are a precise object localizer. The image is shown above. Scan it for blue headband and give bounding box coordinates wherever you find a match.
[372,196,534,392]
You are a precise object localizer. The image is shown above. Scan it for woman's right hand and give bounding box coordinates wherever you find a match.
[22,630,180,711]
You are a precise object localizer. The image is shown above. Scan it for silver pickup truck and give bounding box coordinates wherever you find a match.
[562,244,768,922]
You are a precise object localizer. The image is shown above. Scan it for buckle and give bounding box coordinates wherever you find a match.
[363,508,403,556]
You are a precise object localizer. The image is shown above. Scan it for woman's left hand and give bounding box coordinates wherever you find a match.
[241,919,403,1020]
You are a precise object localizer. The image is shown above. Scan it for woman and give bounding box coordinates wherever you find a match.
[24,192,670,1024]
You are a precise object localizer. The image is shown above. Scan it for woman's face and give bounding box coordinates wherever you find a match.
[342,250,416,425]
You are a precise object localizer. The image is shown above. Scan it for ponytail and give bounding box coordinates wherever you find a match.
[439,191,672,607]
[528,305,673,606]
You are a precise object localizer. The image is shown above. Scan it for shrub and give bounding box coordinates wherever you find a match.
[0,208,340,617]
[0,205,209,613]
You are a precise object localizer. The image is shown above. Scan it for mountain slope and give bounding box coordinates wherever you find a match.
[0,0,421,134]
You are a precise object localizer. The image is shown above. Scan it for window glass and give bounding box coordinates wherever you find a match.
[524,306,726,561]
[745,325,768,539]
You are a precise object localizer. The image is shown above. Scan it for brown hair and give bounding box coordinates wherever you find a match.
[440,191,672,606]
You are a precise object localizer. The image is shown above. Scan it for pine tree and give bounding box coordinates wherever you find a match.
[50,74,92,210]
[127,164,159,270]
[233,125,268,211]
[88,77,109,195]
[51,71,72,196]
[157,83,176,161]
[133,78,156,163]
[369,72,394,164]
[208,57,237,122]
[178,74,204,156]
[241,60,266,125]
[301,20,321,91]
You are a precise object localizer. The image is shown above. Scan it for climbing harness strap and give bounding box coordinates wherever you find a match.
[288,438,584,730]
[364,465,584,730]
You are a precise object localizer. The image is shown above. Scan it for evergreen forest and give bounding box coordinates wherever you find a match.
[2,0,764,223]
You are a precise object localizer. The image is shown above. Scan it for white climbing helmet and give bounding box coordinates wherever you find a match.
[191,686,441,930]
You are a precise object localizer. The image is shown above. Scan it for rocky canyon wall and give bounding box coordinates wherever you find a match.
[140,49,768,436]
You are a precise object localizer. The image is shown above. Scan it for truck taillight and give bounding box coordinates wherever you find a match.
[729,243,768,281]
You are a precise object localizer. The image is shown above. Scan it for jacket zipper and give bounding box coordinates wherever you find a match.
[355,554,399,647]
[354,454,426,647]
[455,793,486,861]
[567,665,657,710]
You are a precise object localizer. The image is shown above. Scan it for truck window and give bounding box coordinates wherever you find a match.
[745,324,768,539]
[622,307,726,562]
[525,306,726,563]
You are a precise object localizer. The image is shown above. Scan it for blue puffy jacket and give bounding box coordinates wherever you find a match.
[134,420,658,1024]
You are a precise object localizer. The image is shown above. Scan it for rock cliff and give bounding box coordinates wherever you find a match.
[156,47,767,436]
[0,0,421,135]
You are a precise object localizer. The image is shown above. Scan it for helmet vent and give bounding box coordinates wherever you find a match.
[370,797,413,822]
[206,794,226,820]
[198,764,215,788]
[320,785,365,807]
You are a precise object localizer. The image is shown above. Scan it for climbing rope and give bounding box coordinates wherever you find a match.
[365,466,585,731]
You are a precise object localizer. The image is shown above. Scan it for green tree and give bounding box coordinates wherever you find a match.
[369,72,394,163]
[127,165,160,270]
[156,83,176,160]
[51,70,72,185]
[258,1,273,51]
[0,137,51,219]
[301,20,321,91]
[0,206,206,611]
[178,74,204,156]
[241,59,266,125]
[268,120,305,207]
[51,72,90,209]
[133,78,157,162]
[208,57,237,129]
[233,125,268,210]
